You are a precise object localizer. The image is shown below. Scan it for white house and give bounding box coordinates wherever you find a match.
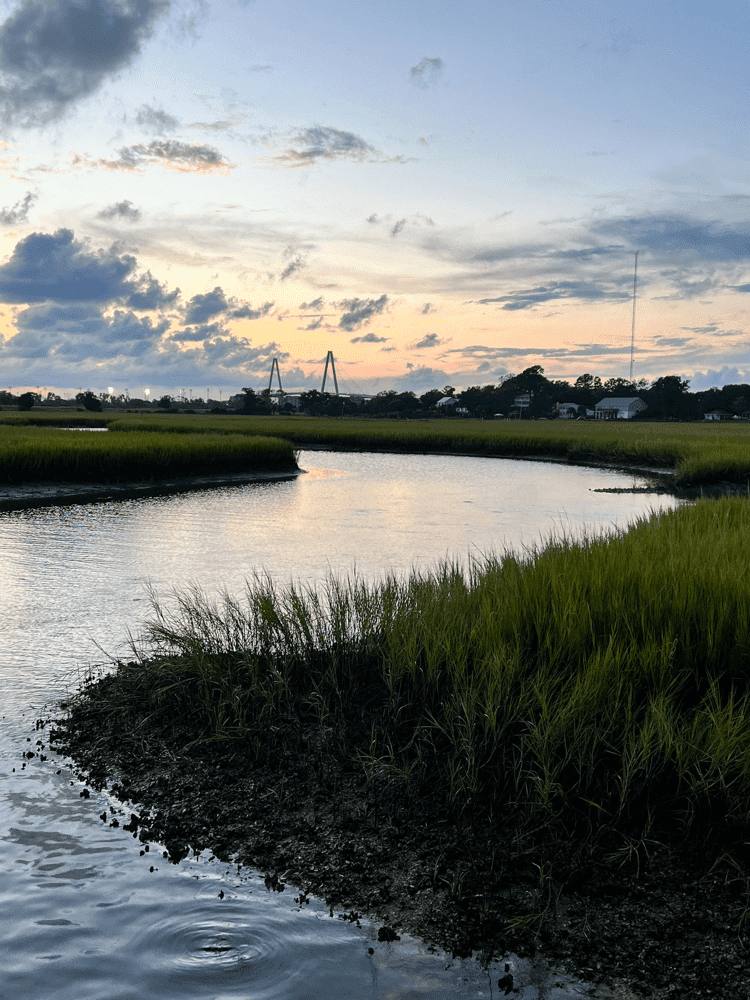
[435,395,458,409]
[704,409,733,421]
[556,401,580,419]
[594,397,647,420]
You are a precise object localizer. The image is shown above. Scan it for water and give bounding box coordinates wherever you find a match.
[0,451,675,999]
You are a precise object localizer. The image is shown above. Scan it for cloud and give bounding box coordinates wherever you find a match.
[477,280,629,311]
[0,190,35,225]
[0,0,170,126]
[591,213,750,262]
[183,286,272,324]
[366,213,379,224]
[391,219,406,238]
[7,303,170,362]
[280,246,306,281]
[0,229,139,303]
[351,332,388,343]
[268,125,376,167]
[115,139,231,173]
[300,297,323,310]
[303,316,323,330]
[184,286,229,324]
[264,126,412,168]
[410,56,443,88]
[409,332,450,349]
[97,199,141,222]
[336,294,388,331]
[421,302,433,314]
[135,103,179,134]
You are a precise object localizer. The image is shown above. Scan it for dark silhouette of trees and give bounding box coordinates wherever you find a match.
[17,391,35,410]
[75,391,103,412]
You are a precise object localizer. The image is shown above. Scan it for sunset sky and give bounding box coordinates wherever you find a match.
[0,0,748,398]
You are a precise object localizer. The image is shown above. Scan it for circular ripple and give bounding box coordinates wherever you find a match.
[128,899,293,997]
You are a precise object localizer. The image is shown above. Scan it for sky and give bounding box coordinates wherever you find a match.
[0,0,749,398]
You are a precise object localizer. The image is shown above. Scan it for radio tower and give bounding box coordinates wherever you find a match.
[629,251,638,382]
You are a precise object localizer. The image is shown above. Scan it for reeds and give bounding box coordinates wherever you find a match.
[0,425,297,482]
[116,496,750,863]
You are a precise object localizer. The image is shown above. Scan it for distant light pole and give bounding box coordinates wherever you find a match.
[144,387,151,403]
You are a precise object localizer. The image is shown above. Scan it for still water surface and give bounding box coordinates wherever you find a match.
[1,451,680,999]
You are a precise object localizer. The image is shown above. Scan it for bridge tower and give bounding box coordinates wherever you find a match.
[321,350,339,394]
[267,357,283,394]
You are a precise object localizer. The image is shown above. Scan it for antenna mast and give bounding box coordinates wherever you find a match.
[629,250,638,382]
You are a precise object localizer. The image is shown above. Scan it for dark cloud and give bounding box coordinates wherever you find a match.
[97,199,141,222]
[184,286,228,325]
[410,56,443,88]
[7,303,170,362]
[366,213,379,224]
[126,272,179,310]
[300,296,323,310]
[169,321,225,342]
[271,126,376,167]
[280,247,306,281]
[351,332,388,343]
[410,332,449,349]
[591,213,750,261]
[116,139,230,172]
[0,229,137,303]
[337,294,388,332]
[477,280,629,311]
[421,303,433,314]
[303,316,323,331]
[183,286,272,325]
[231,301,273,320]
[391,219,406,238]
[0,0,170,126]
[135,103,179,134]
[0,228,179,309]
[0,190,35,225]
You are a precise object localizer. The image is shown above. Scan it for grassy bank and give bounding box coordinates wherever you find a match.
[99,413,750,487]
[92,497,750,848]
[0,424,298,482]
[52,497,750,995]
[5,411,750,486]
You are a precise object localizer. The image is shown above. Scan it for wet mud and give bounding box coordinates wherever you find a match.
[47,679,750,1000]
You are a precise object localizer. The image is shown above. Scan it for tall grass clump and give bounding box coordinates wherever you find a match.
[0,425,298,482]
[120,496,750,865]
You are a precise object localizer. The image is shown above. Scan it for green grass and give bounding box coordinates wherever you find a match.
[97,413,750,487]
[0,424,298,482]
[6,411,750,486]
[111,496,750,864]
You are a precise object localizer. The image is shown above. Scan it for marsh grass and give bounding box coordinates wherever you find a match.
[106,414,750,486]
[105,496,750,870]
[0,424,297,482]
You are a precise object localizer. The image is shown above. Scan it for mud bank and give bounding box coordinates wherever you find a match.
[48,671,750,1000]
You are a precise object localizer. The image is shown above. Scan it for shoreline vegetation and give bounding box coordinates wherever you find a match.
[51,498,750,999]
[0,422,298,483]
[4,411,750,490]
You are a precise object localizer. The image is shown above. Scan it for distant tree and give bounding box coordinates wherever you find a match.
[156,395,172,409]
[645,375,693,419]
[17,391,35,410]
[75,391,103,412]
[419,388,444,409]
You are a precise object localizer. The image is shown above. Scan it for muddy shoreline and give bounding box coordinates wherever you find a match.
[48,674,750,1000]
